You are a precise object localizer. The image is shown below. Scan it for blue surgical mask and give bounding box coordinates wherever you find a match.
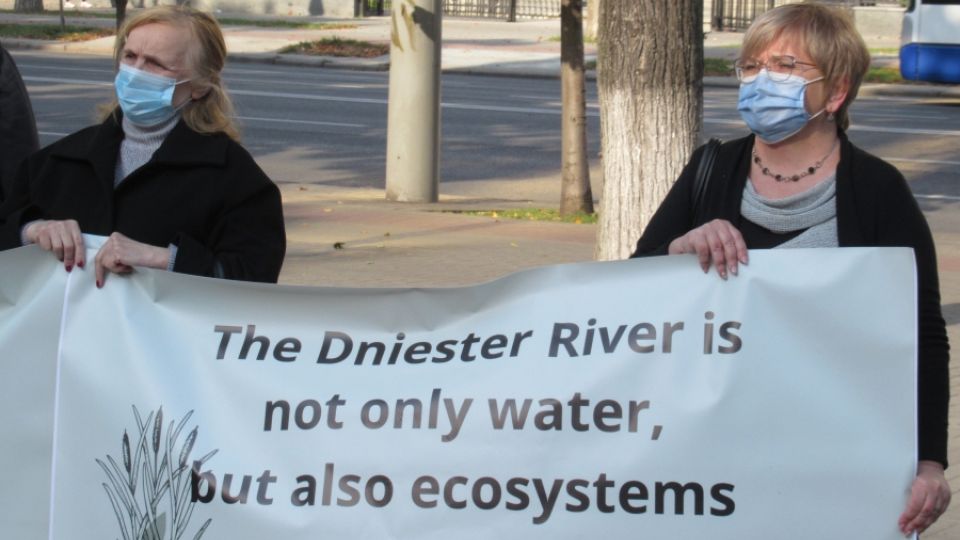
[737,69,825,144]
[114,64,191,127]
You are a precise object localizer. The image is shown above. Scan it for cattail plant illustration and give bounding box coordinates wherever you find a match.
[97,406,218,540]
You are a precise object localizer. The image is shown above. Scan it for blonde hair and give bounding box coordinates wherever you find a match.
[741,2,871,130]
[103,6,239,141]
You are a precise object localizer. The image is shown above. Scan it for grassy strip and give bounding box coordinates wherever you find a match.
[451,209,597,225]
[864,66,903,84]
[0,23,113,41]
[548,35,597,45]
[216,18,357,30]
[585,57,734,77]
[0,8,114,18]
[0,10,357,29]
[280,37,388,58]
[703,57,733,77]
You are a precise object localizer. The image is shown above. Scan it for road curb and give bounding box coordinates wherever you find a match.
[859,83,960,99]
[2,36,114,55]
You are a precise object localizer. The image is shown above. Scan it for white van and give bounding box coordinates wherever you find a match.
[900,0,960,83]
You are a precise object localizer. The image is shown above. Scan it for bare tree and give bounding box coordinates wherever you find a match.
[595,0,703,260]
[14,0,44,12]
[560,0,594,216]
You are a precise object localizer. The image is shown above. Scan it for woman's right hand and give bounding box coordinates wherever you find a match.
[23,219,85,272]
[667,219,748,279]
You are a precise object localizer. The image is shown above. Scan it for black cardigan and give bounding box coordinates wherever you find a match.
[0,43,39,200]
[634,132,950,467]
[0,112,285,283]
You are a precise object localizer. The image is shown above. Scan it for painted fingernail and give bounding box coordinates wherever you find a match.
[96,280,102,289]
[66,265,73,273]
[77,261,84,269]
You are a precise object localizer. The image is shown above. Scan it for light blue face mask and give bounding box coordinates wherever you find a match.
[737,69,825,144]
[114,64,191,127]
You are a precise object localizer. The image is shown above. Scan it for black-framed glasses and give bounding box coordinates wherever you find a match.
[735,55,819,83]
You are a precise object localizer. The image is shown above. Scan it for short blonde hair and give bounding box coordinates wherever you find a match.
[741,2,870,130]
[105,6,239,140]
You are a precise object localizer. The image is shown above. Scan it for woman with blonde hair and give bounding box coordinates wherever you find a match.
[0,5,285,283]
[633,3,950,534]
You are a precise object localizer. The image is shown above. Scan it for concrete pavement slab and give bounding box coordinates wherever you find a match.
[278,184,595,288]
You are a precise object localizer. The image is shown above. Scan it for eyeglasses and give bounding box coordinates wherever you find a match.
[734,55,818,83]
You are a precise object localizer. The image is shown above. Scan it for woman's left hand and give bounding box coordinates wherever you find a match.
[899,460,952,536]
[94,232,170,288]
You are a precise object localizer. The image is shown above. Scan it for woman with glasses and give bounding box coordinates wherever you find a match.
[633,3,950,535]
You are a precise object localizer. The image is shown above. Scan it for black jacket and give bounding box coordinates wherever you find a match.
[0,112,286,283]
[634,132,951,467]
[0,43,39,200]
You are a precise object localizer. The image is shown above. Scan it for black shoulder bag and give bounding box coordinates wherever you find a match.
[691,138,722,226]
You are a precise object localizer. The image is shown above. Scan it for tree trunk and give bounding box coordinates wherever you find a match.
[116,0,127,33]
[595,0,703,260]
[584,0,600,41]
[560,0,594,216]
[14,0,44,12]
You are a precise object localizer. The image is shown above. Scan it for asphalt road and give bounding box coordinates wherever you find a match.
[10,49,960,204]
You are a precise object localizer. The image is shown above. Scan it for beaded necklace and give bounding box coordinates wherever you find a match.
[752,137,840,182]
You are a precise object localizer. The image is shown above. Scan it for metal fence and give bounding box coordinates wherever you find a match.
[362,0,391,16]
[710,0,788,31]
[441,0,559,21]
[362,0,559,20]
[512,0,561,19]
[369,0,899,24]
[710,0,903,31]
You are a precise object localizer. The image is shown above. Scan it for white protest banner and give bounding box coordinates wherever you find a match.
[0,242,917,539]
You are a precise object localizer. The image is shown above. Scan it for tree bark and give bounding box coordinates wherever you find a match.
[560,0,594,216]
[14,0,44,12]
[595,0,703,260]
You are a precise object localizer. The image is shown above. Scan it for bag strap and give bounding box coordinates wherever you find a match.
[692,138,722,226]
